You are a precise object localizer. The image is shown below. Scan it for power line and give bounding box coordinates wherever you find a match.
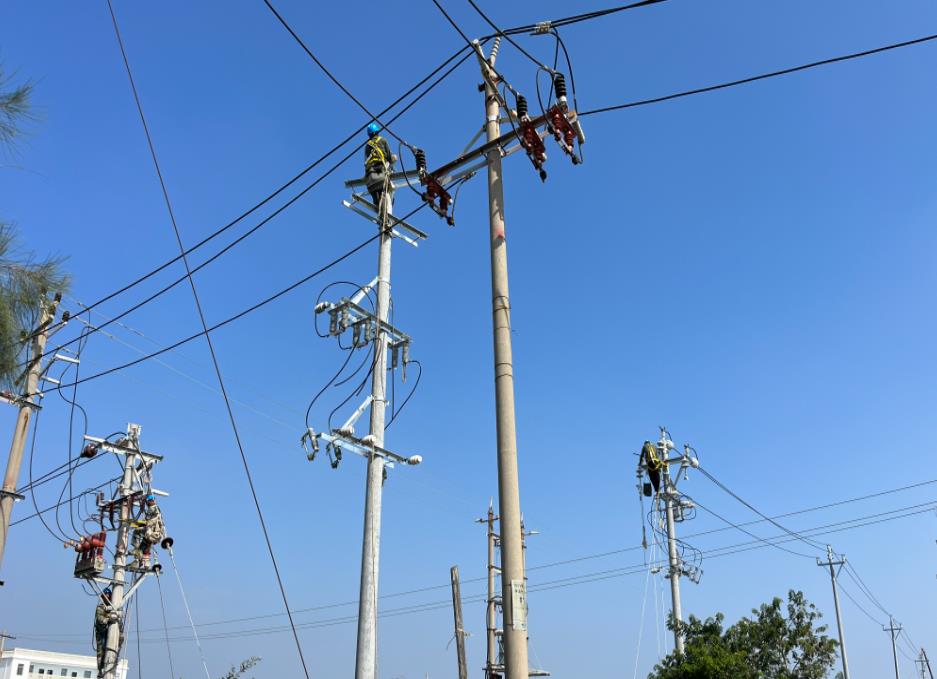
[29,42,474,365]
[580,33,937,116]
[466,0,551,71]
[105,3,311,676]
[261,0,412,148]
[497,0,673,35]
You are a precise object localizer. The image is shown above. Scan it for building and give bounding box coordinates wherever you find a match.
[0,648,128,679]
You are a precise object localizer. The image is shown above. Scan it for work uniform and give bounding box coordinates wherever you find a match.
[94,600,122,677]
[128,504,166,570]
[364,135,395,213]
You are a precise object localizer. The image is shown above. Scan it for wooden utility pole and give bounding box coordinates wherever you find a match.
[450,566,468,679]
[0,294,60,580]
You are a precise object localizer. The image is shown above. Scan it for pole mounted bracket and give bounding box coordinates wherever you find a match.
[303,427,422,470]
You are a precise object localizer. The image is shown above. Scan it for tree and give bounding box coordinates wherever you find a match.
[0,67,69,390]
[648,590,842,679]
[215,657,261,679]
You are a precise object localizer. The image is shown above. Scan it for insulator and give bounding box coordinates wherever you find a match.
[391,343,399,370]
[61,310,71,323]
[352,322,361,347]
[516,94,528,119]
[329,310,337,335]
[490,36,502,64]
[553,73,567,100]
[415,148,427,174]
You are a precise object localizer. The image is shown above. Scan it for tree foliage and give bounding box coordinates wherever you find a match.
[648,590,842,679]
[216,657,261,679]
[0,68,69,390]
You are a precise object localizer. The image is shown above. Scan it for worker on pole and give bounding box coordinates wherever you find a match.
[94,587,121,678]
[364,122,396,213]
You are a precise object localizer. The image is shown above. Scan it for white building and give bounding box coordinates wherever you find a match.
[0,648,128,679]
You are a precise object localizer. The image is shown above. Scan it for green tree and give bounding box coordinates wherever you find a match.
[649,590,841,679]
[0,66,69,390]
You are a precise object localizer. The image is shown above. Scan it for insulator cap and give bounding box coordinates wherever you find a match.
[415,148,427,174]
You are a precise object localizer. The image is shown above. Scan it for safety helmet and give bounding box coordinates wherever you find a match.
[145,494,156,503]
[367,122,380,137]
[102,587,112,596]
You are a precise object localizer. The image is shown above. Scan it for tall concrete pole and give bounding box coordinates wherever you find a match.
[479,41,529,679]
[355,185,393,679]
[817,545,850,679]
[885,618,903,679]
[484,505,499,678]
[0,295,59,576]
[922,648,934,679]
[450,566,468,679]
[662,470,685,656]
[104,425,139,679]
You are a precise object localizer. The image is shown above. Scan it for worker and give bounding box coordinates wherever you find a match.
[94,588,122,677]
[364,122,397,216]
[128,494,167,571]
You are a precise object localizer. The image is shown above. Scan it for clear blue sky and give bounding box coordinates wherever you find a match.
[2,1,936,677]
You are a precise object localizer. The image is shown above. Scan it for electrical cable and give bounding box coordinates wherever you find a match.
[155,573,176,679]
[167,549,211,679]
[106,3,310,675]
[580,33,937,117]
[27,42,475,365]
[386,359,421,429]
[466,0,553,72]
[262,0,413,149]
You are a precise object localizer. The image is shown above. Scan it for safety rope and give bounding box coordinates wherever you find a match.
[632,562,652,679]
[168,549,211,679]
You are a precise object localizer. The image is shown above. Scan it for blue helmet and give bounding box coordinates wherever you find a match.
[367,122,380,137]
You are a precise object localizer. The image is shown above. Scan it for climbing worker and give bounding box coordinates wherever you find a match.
[94,588,121,677]
[364,122,397,215]
[128,494,168,571]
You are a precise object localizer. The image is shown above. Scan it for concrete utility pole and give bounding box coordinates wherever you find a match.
[477,504,500,679]
[102,425,140,679]
[355,188,394,679]
[0,630,14,655]
[885,618,903,679]
[637,428,700,657]
[0,293,60,578]
[450,566,468,679]
[922,648,935,679]
[477,40,529,679]
[817,545,850,679]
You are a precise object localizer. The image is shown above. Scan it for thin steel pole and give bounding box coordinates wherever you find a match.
[479,41,529,679]
[354,184,393,679]
[0,296,58,576]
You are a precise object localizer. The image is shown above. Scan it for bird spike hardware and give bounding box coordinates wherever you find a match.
[415,148,454,225]
[546,73,585,165]
[516,94,548,182]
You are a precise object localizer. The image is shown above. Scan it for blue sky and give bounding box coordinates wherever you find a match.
[1,0,936,677]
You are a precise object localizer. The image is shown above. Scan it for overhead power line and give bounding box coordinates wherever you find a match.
[496,0,673,36]
[105,3,311,676]
[580,33,937,116]
[26,42,474,366]
[261,0,412,148]
[23,492,936,641]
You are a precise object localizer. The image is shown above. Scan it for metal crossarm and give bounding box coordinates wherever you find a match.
[342,195,428,247]
[304,428,422,468]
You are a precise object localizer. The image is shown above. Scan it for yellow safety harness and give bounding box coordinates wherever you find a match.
[366,136,387,168]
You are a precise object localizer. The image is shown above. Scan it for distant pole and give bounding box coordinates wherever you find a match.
[477,503,499,679]
[355,179,394,679]
[922,648,934,679]
[0,294,60,578]
[817,545,850,679]
[476,37,529,679]
[450,566,468,679]
[0,630,15,656]
[885,617,903,679]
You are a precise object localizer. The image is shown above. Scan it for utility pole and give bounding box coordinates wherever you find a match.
[918,652,928,679]
[477,38,528,679]
[309,172,426,679]
[73,423,168,679]
[637,428,701,656]
[0,630,14,656]
[450,566,468,679]
[0,293,61,578]
[817,545,850,679]
[922,648,935,679]
[477,502,500,679]
[885,617,903,679]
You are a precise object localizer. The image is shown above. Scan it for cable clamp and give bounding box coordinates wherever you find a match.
[532,21,553,35]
